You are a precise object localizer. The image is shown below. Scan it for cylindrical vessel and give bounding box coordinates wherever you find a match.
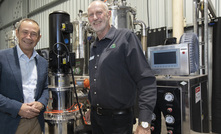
[46,10,79,134]
[109,5,134,30]
[72,20,87,75]
[49,73,70,87]
[49,11,71,74]
[45,73,76,134]
[72,21,87,59]
[47,74,73,111]
[45,112,76,134]
[48,87,74,111]
[44,74,78,134]
[49,10,70,52]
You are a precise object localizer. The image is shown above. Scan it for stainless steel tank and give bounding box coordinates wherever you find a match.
[108,0,135,30]
[44,112,76,134]
[72,10,90,75]
[72,20,87,59]
[45,74,77,134]
[108,0,148,57]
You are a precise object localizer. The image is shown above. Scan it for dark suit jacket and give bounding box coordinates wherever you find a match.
[0,46,49,134]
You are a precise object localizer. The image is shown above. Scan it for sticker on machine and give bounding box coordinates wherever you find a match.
[195,86,201,103]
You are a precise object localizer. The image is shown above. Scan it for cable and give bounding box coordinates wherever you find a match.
[45,103,83,114]
[52,41,86,125]
[69,57,86,125]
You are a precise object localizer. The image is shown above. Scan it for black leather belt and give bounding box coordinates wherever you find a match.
[91,106,132,116]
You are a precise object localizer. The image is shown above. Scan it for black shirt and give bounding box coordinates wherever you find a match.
[89,26,157,123]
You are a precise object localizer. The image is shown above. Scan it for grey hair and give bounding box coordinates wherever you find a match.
[16,18,40,35]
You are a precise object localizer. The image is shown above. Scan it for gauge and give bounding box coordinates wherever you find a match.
[165,115,175,124]
[164,92,174,102]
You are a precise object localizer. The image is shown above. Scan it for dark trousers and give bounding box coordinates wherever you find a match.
[90,109,134,134]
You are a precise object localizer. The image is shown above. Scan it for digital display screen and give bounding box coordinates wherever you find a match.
[154,51,176,64]
[148,43,190,75]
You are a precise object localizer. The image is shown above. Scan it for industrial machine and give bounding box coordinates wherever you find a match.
[44,11,88,134]
[148,33,209,134]
[44,0,150,133]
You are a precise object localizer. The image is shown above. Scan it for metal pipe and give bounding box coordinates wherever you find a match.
[204,0,208,75]
[208,0,216,18]
[134,20,147,57]
[193,0,199,35]
[193,0,202,75]
[200,1,205,75]
[147,0,150,30]
[78,11,86,59]
[165,0,168,38]
[203,1,211,132]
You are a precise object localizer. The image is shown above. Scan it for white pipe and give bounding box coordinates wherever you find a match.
[172,0,184,43]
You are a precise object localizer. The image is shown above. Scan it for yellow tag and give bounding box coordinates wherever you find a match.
[63,58,66,64]
[62,23,66,29]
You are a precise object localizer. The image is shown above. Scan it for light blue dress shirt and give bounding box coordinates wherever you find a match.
[16,45,38,103]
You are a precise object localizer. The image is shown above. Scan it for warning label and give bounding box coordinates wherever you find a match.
[195,86,201,103]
